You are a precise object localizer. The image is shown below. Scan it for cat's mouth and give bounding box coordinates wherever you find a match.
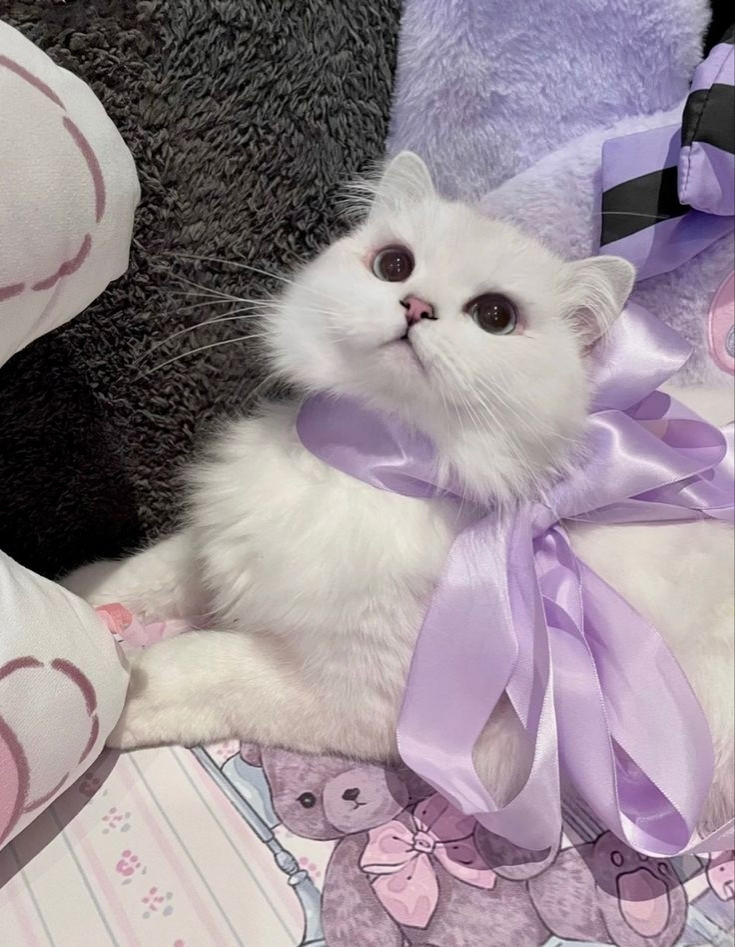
[384,329,425,371]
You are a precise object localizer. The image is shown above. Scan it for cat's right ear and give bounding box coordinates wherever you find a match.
[560,255,636,346]
[370,151,436,217]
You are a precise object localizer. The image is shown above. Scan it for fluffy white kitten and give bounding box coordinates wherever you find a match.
[65,153,733,830]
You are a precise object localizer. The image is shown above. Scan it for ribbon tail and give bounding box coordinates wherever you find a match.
[398,511,561,852]
[546,529,722,856]
[689,819,735,854]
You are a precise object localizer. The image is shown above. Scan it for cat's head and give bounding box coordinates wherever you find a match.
[267,152,634,503]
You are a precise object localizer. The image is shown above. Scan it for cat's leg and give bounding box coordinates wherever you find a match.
[474,698,534,805]
[107,629,397,761]
[61,531,204,620]
[111,627,536,816]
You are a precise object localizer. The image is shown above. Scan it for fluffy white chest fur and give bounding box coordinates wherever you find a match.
[64,152,733,833]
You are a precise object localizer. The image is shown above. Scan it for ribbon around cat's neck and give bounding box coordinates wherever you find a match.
[296,303,735,856]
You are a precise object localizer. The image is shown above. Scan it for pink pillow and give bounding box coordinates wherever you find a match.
[0,22,138,849]
[0,20,139,366]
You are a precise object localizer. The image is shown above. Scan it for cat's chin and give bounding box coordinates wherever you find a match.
[379,336,427,373]
[329,338,436,412]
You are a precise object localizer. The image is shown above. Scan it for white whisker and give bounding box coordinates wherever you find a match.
[596,210,676,221]
[169,252,295,286]
[141,310,266,360]
[139,332,267,377]
[239,370,284,409]
[167,252,346,310]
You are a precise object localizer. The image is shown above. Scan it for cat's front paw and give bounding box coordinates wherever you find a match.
[106,661,171,749]
[106,698,158,750]
[105,670,201,750]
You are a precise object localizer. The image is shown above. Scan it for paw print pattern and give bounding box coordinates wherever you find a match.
[142,887,174,918]
[102,806,131,833]
[116,850,146,884]
[299,855,322,880]
[78,774,102,798]
[207,740,240,763]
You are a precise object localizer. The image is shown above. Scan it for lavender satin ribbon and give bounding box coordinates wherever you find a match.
[296,303,735,856]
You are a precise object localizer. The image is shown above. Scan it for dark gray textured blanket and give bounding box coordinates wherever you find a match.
[0,0,400,577]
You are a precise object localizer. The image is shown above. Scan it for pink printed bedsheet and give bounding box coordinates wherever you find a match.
[1,742,733,947]
[0,744,329,947]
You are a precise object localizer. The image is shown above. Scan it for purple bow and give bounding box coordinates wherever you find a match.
[296,303,734,856]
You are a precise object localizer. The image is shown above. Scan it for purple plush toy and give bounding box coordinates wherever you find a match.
[389,0,734,387]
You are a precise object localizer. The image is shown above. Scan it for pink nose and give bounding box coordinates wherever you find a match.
[401,295,435,326]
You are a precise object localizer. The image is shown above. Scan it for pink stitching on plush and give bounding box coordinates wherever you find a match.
[0,716,29,845]
[0,283,25,302]
[50,658,98,714]
[23,775,67,814]
[0,657,43,682]
[31,234,92,291]
[78,714,100,764]
[62,116,106,222]
[0,55,65,109]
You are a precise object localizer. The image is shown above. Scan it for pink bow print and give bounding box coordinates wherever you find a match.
[360,793,496,928]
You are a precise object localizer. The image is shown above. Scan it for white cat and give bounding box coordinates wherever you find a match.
[64,152,734,831]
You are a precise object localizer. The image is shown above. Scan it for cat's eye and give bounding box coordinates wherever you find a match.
[297,791,317,809]
[610,851,624,867]
[371,245,414,282]
[465,293,518,335]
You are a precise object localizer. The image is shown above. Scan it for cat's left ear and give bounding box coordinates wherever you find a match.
[560,255,636,345]
[370,151,436,216]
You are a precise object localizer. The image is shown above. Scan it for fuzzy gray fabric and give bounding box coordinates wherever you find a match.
[0,0,400,578]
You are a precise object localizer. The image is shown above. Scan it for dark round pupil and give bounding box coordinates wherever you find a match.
[472,295,514,332]
[298,792,316,809]
[377,249,412,281]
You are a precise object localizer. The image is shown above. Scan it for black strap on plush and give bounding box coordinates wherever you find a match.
[682,24,735,154]
[600,168,688,245]
[600,20,734,249]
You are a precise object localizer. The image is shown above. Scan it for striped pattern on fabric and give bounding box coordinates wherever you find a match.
[680,24,734,216]
[0,744,331,947]
[600,23,734,280]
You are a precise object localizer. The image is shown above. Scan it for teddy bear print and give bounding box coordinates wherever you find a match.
[243,744,551,947]
[528,829,687,947]
[706,850,734,901]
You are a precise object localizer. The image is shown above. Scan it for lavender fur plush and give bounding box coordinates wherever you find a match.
[389,0,732,385]
[479,107,734,385]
